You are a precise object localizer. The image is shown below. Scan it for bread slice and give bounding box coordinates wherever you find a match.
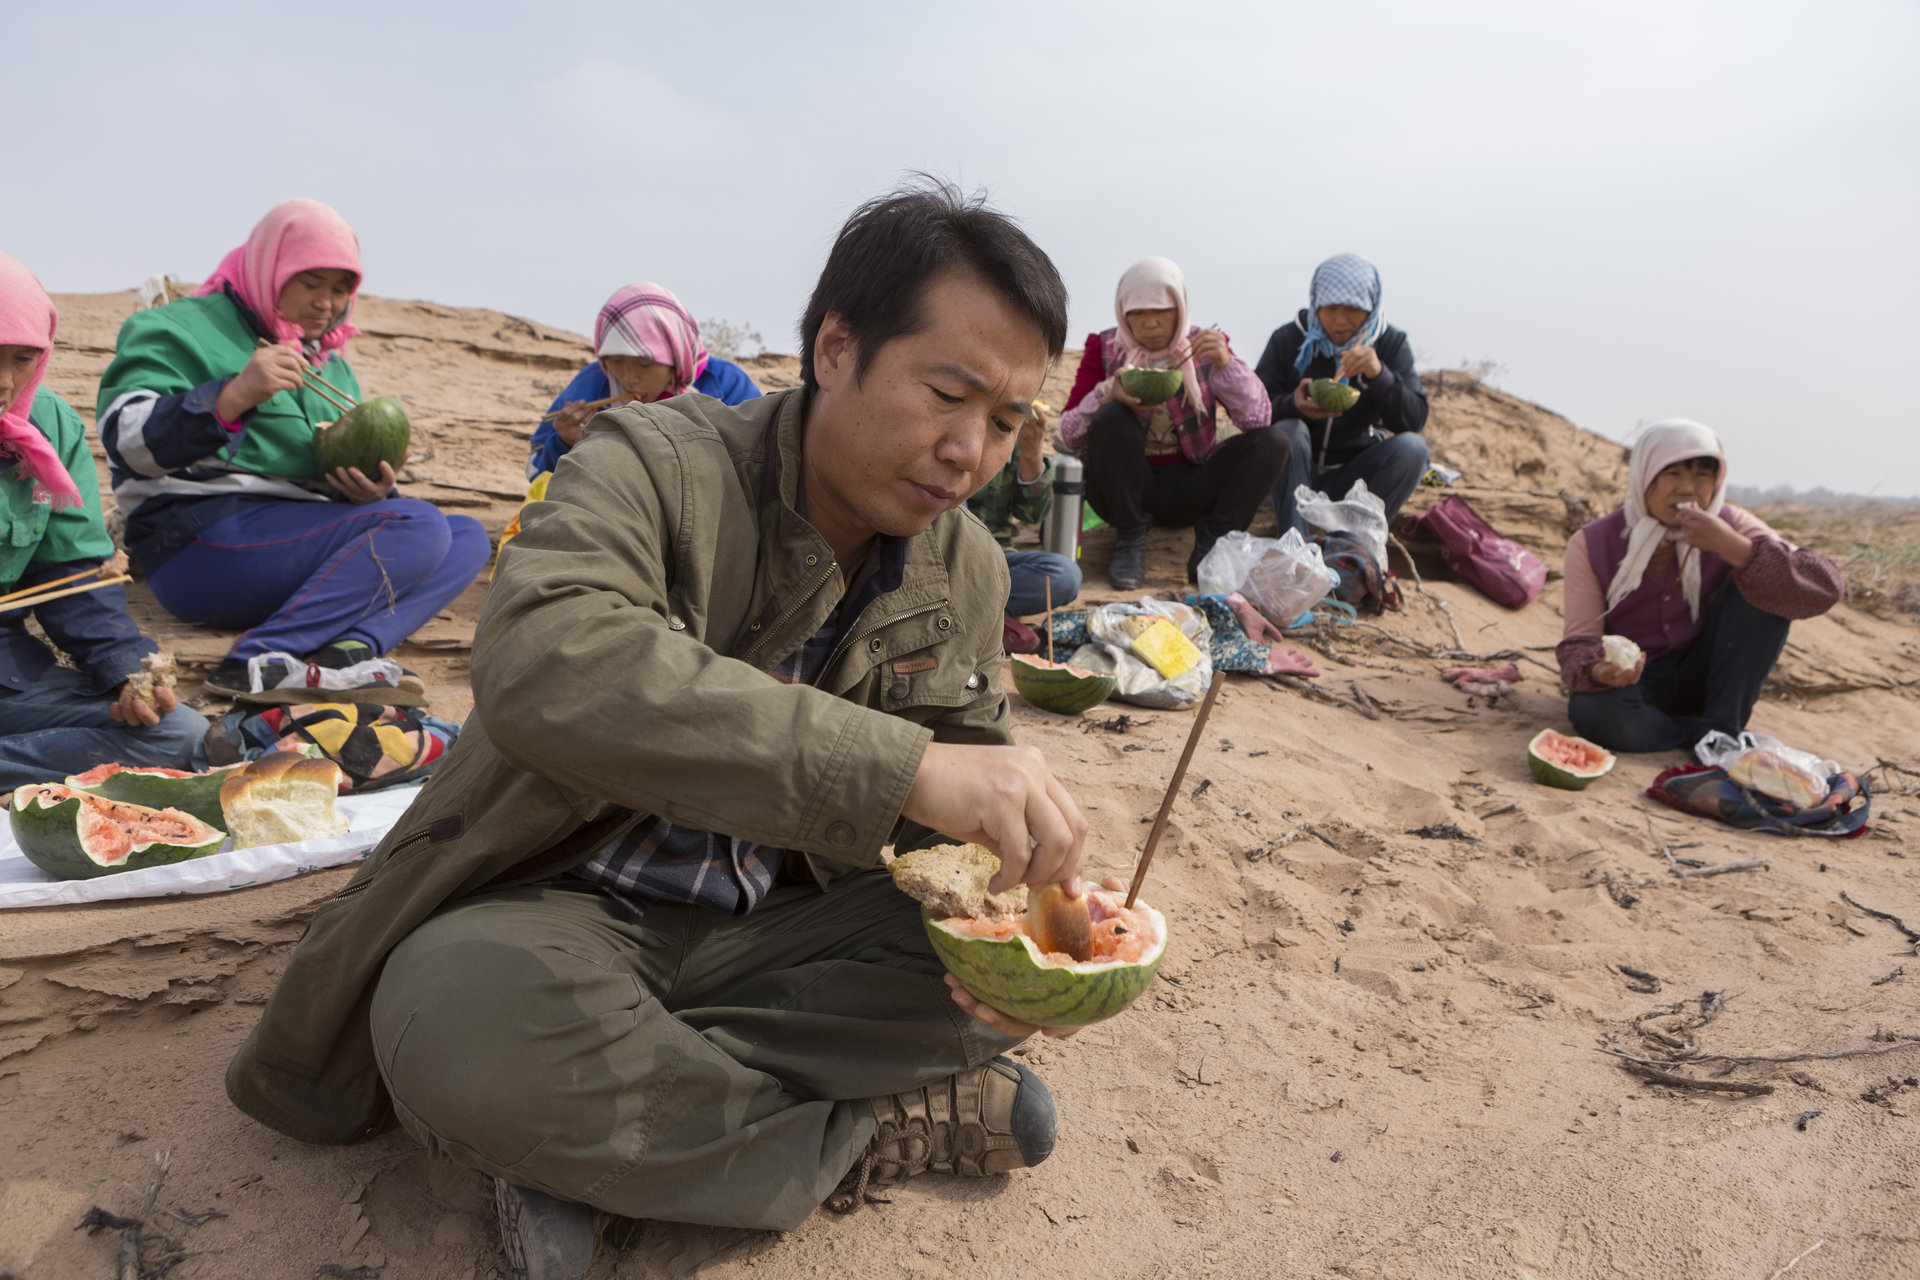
[219,752,349,849]
[888,842,1027,920]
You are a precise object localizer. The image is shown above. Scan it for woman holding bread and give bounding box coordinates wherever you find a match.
[95,199,490,704]
[1057,257,1280,591]
[1555,420,1843,752]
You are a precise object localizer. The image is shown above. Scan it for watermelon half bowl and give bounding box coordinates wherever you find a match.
[925,887,1167,1028]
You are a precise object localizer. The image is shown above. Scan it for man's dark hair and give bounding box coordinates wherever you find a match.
[799,178,1068,391]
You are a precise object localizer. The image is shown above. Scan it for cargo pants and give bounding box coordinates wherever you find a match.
[367,869,1023,1231]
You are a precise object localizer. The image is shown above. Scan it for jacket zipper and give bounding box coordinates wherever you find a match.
[738,561,839,667]
[823,596,946,681]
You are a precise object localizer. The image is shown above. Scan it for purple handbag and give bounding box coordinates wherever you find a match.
[1400,495,1545,609]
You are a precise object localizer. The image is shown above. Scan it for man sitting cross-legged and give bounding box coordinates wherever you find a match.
[224,183,1089,1280]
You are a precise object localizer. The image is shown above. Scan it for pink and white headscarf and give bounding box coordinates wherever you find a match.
[1111,257,1207,419]
[0,252,83,511]
[594,283,709,397]
[194,198,362,365]
[1608,418,1729,621]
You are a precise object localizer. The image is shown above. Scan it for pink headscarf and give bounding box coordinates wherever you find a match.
[0,252,83,511]
[1111,257,1207,419]
[594,283,710,397]
[194,198,362,364]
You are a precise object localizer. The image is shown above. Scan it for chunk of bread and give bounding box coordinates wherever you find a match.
[219,752,349,849]
[888,842,1027,920]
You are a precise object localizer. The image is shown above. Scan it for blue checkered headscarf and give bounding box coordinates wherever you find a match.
[1293,254,1385,376]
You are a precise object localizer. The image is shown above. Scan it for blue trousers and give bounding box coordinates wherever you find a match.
[1270,423,1431,538]
[1005,550,1081,617]
[148,499,492,660]
[0,665,209,789]
[1566,580,1791,753]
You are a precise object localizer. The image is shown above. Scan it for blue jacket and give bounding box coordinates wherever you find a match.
[526,358,761,480]
[1,389,154,696]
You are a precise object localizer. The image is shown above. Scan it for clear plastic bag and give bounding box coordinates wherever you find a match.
[1695,730,1837,808]
[1240,529,1340,625]
[1196,530,1273,596]
[1296,478,1389,567]
[1071,596,1215,709]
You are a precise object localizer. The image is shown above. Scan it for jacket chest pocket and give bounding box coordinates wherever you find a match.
[876,646,987,712]
[9,499,50,549]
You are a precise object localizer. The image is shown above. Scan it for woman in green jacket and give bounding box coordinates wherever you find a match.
[96,199,490,703]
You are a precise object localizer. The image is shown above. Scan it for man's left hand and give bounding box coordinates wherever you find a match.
[109,681,178,728]
[942,876,1128,1039]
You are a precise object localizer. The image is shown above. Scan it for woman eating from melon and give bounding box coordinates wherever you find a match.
[1556,420,1843,752]
[1255,252,1430,538]
[526,281,760,482]
[1057,257,1283,590]
[96,199,491,704]
[0,252,209,787]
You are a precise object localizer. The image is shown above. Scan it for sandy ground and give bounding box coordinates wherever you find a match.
[5,293,1919,1280]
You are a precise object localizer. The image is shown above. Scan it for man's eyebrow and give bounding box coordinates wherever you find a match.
[930,362,1032,415]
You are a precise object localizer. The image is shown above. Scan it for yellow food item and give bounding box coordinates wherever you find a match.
[1119,616,1203,679]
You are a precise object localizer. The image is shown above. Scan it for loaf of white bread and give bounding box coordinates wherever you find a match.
[1727,748,1829,809]
[219,752,349,849]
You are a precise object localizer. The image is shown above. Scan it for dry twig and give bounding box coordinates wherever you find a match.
[1601,1052,1775,1095]
[1388,533,1464,648]
[1675,858,1770,878]
[1840,890,1920,950]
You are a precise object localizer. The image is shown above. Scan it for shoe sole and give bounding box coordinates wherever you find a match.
[206,683,428,708]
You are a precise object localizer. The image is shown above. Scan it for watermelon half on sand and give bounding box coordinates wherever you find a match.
[1527,728,1616,790]
[1010,654,1117,715]
[314,396,411,477]
[926,887,1167,1028]
[66,763,240,832]
[9,785,227,881]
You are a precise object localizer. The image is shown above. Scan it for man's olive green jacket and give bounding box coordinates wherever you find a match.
[226,389,1013,1144]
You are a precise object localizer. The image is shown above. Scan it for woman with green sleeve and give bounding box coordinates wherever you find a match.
[0,252,208,787]
[95,199,491,704]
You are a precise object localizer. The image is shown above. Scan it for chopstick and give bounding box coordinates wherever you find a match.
[0,574,133,614]
[538,393,634,424]
[0,565,106,603]
[255,338,361,413]
[1124,670,1226,909]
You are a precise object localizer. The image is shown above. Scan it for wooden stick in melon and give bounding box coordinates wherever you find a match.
[1125,669,1226,910]
[1044,576,1054,663]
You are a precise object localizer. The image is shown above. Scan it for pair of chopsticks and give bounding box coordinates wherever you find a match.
[255,338,361,415]
[538,392,635,424]
[0,565,133,614]
[1150,322,1225,372]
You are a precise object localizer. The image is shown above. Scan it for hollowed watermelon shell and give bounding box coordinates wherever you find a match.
[66,763,239,832]
[1308,379,1362,413]
[1010,655,1117,715]
[314,396,411,477]
[1527,728,1615,790]
[1118,366,1184,406]
[10,785,227,881]
[925,890,1167,1028]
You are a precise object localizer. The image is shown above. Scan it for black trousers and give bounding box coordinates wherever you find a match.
[1082,402,1290,537]
[1566,578,1791,753]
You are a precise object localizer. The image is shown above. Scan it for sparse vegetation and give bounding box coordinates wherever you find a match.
[700,317,763,361]
[1748,501,1920,618]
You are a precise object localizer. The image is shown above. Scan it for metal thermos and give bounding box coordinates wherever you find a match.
[1041,455,1085,561]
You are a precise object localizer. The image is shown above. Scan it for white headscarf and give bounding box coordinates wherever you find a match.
[1606,419,1728,621]
[1111,257,1208,419]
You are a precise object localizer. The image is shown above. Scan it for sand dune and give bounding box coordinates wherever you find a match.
[6,292,1917,1279]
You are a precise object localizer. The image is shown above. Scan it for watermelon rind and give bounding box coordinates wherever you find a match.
[67,763,238,832]
[1118,366,1184,406]
[1307,378,1361,413]
[1527,728,1616,791]
[1010,655,1117,715]
[924,894,1167,1028]
[314,396,411,477]
[10,785,227,881]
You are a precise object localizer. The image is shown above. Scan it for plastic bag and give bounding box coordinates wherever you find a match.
[1197,529,1338,624]
[1071,597,1215,709]
[1694,730,1837,808]
[1295,478,1389,567]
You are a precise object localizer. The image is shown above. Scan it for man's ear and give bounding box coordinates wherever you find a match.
[813,312,857,392]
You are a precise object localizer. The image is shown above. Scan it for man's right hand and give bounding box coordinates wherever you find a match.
[551,399,597,446]
[1591,654,1645,688]
[902,742,1086,896]
[217,342,308,423]
[1292,378,1337,419]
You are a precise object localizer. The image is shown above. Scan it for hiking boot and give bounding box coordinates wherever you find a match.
[1108,526,1150,591]
[493,1179,597,1280]
[1002,613,1041,655]
[829,1056,1057,1213]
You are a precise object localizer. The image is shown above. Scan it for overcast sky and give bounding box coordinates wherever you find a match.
[14,0,1918,495]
